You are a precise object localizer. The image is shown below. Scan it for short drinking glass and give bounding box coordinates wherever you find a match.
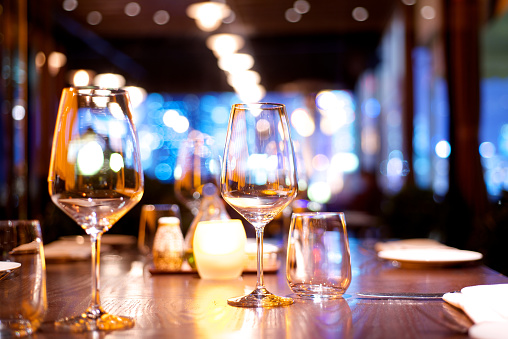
[0,220,47,337]
[286,212,351,299]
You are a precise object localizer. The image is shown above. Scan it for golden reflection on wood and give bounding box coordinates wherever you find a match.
[37,239,508,338]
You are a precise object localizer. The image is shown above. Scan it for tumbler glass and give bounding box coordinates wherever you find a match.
[0,220,47,337]
[286,212,351,299]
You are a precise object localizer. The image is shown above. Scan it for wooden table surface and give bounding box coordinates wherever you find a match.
[37,238,508,339]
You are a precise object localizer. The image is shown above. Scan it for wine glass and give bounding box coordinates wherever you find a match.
[174,130,220,216]
[220,103,298,307]
[48,87,144,331]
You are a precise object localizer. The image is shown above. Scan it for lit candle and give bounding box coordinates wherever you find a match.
[193,219,246,280]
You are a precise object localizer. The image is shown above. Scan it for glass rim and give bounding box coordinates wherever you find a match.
[0,220,41,231]
[291,212,345,217]
[232,102,285,110]
[65,86,127,96]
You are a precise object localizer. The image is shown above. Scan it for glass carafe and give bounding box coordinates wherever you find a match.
[184,183,230,268]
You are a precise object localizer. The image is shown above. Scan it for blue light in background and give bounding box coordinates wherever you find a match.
[134,91,305,182]
[362,97,380,118]
[480,79,508,198]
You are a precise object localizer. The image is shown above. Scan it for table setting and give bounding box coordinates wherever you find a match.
[2,88,508,338]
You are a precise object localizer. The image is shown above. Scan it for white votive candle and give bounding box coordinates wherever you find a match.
[193,219,246,280]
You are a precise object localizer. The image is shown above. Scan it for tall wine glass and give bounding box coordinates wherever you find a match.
[48,87,144,331]
[221,103,298,307]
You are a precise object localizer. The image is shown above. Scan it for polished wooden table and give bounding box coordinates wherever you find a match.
[38,238,508,338]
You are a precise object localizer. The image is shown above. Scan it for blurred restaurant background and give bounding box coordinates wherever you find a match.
[1,0,508,274]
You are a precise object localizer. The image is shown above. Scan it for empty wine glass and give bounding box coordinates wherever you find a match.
[221,103,298,307]
[174,130,220,216]
[48,87,144,331]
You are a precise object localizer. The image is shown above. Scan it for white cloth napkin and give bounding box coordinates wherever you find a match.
[443,284,508,339]
[44,240,92,261]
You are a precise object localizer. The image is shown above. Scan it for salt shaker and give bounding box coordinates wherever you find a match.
[152,217,184,271]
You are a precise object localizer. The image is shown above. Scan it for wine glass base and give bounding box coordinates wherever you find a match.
[54,307,134,332]
[227,287,293,308]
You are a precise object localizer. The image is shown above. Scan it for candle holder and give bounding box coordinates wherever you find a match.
[193,219,246,280]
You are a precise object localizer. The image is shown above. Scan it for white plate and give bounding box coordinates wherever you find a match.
[0,261,21,281]
[0,261,21,272]
[378,248,483,267]
[374,238,451,252]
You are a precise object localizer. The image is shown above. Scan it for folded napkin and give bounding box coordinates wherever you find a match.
[11,240,40,254]
[443,284,508,338]
[44,240,92,261]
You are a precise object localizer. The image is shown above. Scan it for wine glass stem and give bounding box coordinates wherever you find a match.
[256,228,265,289]
[90,232,103,313]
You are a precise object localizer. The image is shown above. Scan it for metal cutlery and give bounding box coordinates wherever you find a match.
[356,292,448,299]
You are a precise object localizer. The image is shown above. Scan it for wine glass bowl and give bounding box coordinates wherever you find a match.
[221,103,298,308]
[48,87,144,331]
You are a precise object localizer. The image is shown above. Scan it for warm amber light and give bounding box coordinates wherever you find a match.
[291,108,315,137]
[206,34,245,57]
[93,73,126,88]
[186,1,231,32]
[217,53,254,73]
[124,86,147,108]
[72,70,91,87]
[48,52,67,76]
[193,220,246,280]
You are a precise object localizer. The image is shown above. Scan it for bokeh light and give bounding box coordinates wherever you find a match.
[285,8,301,22]
[312,154,330,172]
[12,105,25,121]
[124,86,147,108]
[94,73,126,88]
[291,108,315,137]
[352,7,369,21]
[110,153,124,172]
[421,5,436,20]
[125,2,141,16]
[206,34,245,57]
[155,163,172,181]
[435,140,451,158]
[479,141,495,159]
[362,98,380,118]
[361,126,379,155]
[307,181,332,204]
[218,53,254,73]
[153,10,170,25]
[87,11,102,25]
[330,152,359,173]
[62,0,78,11]
[294,0,310,14]
[186,2,231,32]
[72,70,91,86]
[77,141,104,176]
[48,52,67,76]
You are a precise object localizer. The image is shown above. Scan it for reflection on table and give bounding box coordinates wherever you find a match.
[36,238,508,338]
